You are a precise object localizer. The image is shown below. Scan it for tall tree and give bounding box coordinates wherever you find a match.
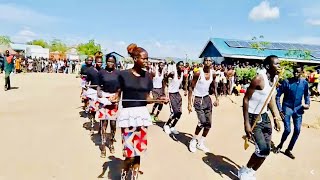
[27,39,49,48]
[50,39,68,55]
[76,39,102,56]
[0,35,12,46]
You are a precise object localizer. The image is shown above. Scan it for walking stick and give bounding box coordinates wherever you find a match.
[244,71,282,150]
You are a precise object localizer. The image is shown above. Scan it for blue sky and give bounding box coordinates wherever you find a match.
[0,0,319,58]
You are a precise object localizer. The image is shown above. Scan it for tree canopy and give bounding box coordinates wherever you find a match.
[49,39,68,54]
[0,35,12,46]
[76,39,102,56]
[27,39,49,48]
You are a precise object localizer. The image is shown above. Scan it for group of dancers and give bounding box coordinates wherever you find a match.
[79,44,221,179]
[79,45,303,180]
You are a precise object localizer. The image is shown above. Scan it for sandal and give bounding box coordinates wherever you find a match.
[100,150,106,158]
[111,137,117,143]
[131,168,139,180]
[109,144,115,154]
[121,170,128,180]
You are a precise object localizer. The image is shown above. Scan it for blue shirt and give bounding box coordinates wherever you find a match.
[276,78,310,114]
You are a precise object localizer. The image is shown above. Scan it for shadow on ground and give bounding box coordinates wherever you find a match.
[203,152,240,180]
[154,121,194,151]
[98,155,123,179]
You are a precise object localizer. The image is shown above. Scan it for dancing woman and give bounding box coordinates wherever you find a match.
[163,61,186,135]
[97,54,120,157]
[80,57,93,110]
[150,62,166,121]
[188,57,219,153]
[238,55,281,180]
[117,43,163,180]
[84,56,102,131]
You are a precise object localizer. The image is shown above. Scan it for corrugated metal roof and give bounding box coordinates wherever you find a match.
[199,38,320,63]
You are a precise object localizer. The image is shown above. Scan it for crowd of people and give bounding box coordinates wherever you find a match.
[0,53,82,75]
[1,45,318,179]
[77,43,315,180]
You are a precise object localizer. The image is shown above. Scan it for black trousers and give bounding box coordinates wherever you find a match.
[5,73,11,89]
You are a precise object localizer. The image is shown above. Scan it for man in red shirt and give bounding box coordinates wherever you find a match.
[4,50,14,91]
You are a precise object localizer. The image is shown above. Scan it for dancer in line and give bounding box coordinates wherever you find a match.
[85,56,102,132]
[238,55,281,180]
[80,57,93,110]
[150,62,166,122]
[163,61,186,135]
[188,57,219,153]
[97,54,120,157]
[274,65,310,159]
[117,43,166,180]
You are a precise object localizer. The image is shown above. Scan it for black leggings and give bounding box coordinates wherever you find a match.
[152,103,163,112]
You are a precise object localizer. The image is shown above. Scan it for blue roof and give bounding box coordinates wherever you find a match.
[199,38,320,63]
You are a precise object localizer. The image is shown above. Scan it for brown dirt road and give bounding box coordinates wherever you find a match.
[0,73,319,180]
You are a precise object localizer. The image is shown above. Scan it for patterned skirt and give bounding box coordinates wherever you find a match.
[121,126,148,158]
[97,105,118,121]
[96,92,117,120]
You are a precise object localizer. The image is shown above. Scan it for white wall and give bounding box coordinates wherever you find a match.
[26,47,49,59]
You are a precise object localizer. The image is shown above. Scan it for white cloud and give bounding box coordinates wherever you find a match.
[306,19,320,26]
[11,27,37,43]
[249,1,280,21]
[0,3,59,26]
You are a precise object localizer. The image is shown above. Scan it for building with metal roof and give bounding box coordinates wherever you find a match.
[199,38,320,64]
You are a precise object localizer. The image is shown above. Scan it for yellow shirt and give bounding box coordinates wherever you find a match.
[193,67,200,73]
[315,73,319,83]
[235,84,241,91]
[15,58,21,70]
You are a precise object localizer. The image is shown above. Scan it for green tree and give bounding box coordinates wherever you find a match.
[27,39,49,48]
[76,39,101,56]
[285,49,311,60]
[0,35,12,46]
[50,39,68,55]
[250,35,270,52]
[235,67,257,81]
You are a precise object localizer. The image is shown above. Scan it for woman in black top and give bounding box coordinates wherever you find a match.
[117,43,166,180]
[96,54,120,157]
[85,56,102,132]
[80,57,93,111]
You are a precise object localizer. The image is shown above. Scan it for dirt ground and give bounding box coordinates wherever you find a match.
[0,73,319,180]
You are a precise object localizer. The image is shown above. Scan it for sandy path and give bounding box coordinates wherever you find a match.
[0,73,319,180]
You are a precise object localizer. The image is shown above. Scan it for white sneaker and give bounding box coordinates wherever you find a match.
[163,125,171,134]
[238,166,256,180]
[170,127,179,135]
[197,142,210,153]
[189,139,197,153]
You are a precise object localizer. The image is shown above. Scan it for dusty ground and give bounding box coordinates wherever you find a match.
[0,73,319,180]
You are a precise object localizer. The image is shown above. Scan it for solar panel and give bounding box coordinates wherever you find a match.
[225,40,320,52]
[314,45,320,51]
[225,41,241,48]
[307,45,319,51]
[287,43,297,50]
[311,51,320,59]
[237,41,251,48]
[292,44,305,50]
[270,43,285,50]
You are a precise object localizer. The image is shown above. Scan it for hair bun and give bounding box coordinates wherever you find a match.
[127,43,138,54]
